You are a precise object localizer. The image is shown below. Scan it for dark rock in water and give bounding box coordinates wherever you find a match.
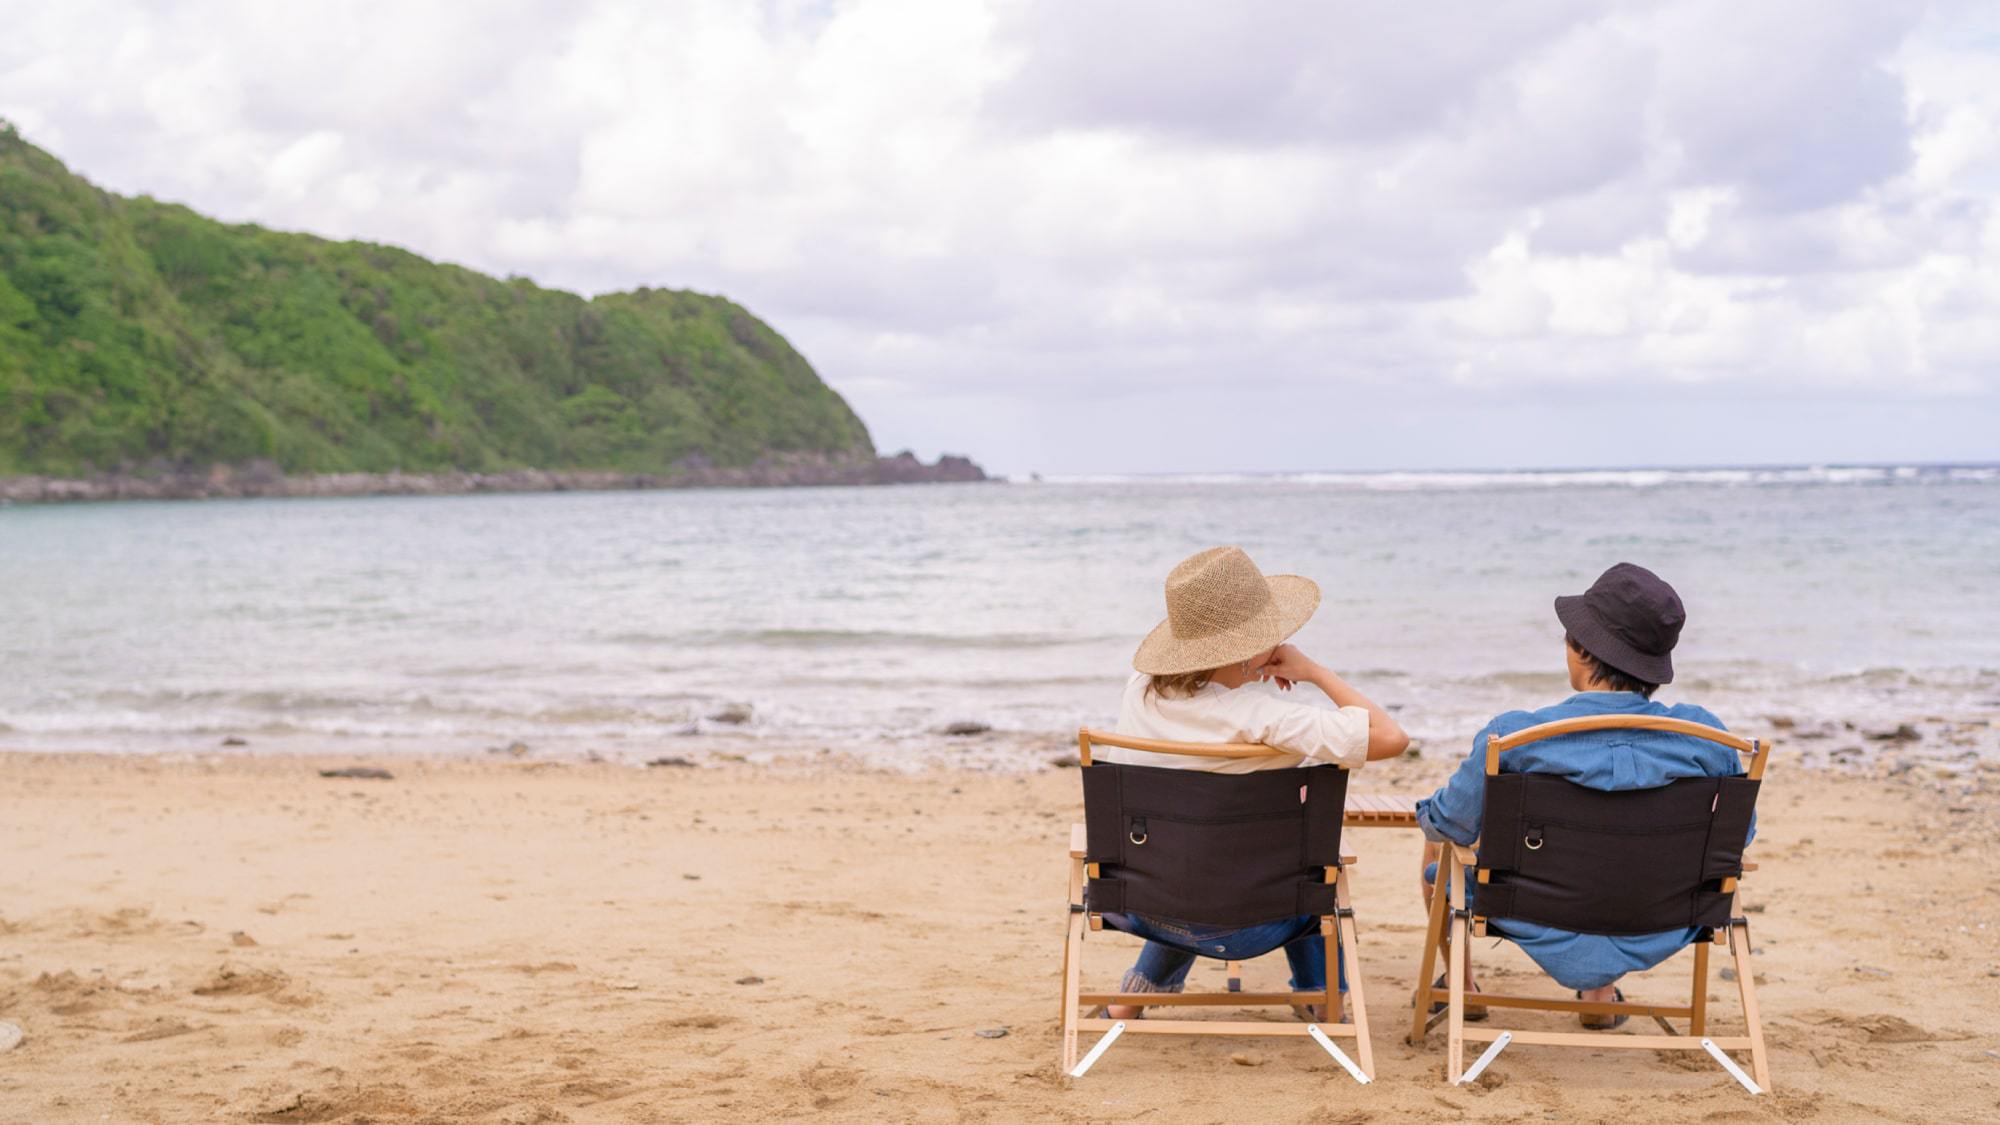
[489,740,531,757]
[1765,715,1796,730]
[867,450,989,485]
[943,721,991,736]
[707,703,753,725]
[318,767,393,780]
[647,756,697,768]
[1866,724,1921,742]
[220,736,249,747]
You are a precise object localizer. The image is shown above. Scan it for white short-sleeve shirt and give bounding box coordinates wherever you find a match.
[1100,673,1371,773]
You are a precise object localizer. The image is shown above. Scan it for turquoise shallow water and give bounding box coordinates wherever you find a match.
[0,465,1995,768]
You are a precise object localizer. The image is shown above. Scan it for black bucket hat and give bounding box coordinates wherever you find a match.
[1553,562,1684,685]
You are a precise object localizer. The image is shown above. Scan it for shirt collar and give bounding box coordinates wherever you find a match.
[1561,691,1654,712]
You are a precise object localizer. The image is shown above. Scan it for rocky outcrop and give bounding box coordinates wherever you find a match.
[0,450,990,504]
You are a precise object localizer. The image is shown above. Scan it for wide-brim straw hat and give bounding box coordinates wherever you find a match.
[1133,546,1321,675]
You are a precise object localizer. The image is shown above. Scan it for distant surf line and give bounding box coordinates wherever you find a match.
[1012,463,2000,489]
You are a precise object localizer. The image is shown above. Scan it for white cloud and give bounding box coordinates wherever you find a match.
[0,0,1995,472]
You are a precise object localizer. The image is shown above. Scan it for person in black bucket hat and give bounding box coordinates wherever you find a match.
[1410,563,1754,1028]
[1554,561,1684,688]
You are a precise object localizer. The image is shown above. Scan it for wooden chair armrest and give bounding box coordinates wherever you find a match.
[1069,823,1087,859]
[1340,854,1358,866]
[1447,842,1480,865]
[1740,860,1758,872]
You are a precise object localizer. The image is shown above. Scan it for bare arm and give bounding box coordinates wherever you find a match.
[1262,644,1411,760]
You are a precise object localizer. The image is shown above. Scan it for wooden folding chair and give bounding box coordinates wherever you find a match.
[1059,728,1374,1083]
[1408,715,1772,1093]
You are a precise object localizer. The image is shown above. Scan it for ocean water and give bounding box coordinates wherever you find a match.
[1,465,1996,770]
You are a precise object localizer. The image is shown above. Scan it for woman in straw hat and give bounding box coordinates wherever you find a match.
[1098,546,1411,1020]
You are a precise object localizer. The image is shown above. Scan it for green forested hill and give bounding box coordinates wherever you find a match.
[0,124,875,477]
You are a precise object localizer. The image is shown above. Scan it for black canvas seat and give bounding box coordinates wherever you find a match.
[1473,772,1760,935]
[1081,760,1347,927]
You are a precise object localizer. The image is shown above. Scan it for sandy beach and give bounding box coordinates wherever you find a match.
[1,747,1996,1123]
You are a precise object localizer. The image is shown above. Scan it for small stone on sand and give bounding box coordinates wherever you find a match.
[1229,1051,1262,1066]
[318,767,393,780]
[735,975,764,985]
[0,1023,22,1052]
[231,931,258,947]
[974,1027,1008,1039]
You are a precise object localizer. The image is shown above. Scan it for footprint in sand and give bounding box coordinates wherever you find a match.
[121,1017,207,1043]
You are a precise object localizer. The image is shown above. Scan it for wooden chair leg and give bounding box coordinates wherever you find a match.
[1445,857,1468,1082]
[1690,937,1710,1036]
[1728,919,1771,1091]
[1335,865,1374,1078]
[1060,856,1086,1073]
[1409,859,1449,1043]
[1226,960,1244,992]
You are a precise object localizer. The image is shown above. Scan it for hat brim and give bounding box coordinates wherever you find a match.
[1133,575,1321,676]
[1555,594,1674,685]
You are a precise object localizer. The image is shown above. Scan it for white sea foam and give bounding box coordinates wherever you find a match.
[1017,463,1995,490]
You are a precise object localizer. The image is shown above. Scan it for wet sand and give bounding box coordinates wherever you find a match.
[1,748,1997,1122]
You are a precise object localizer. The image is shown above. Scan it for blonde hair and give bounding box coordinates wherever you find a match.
[1146,667,1219,699]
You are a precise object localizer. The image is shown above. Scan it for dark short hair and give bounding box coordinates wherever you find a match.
[1565,633,1659,698]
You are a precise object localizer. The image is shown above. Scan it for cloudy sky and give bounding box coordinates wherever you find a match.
[3,1,1997,474]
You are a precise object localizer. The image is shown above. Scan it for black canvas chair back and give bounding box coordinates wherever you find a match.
[1474,772,1760,935]
[1081,761,1348,927]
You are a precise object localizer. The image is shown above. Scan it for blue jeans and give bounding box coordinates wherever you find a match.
[1102,913,1344,994]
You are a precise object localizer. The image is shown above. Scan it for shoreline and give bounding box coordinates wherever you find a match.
[1,748,1994,1120]
[0,450,989,505]
[2,704,1990,779]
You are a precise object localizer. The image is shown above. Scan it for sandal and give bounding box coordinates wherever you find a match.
[1426,975,1488,1021]
[1578,987,1628,1030]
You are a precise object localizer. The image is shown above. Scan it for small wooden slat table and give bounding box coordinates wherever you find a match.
[1342,793,1419,829]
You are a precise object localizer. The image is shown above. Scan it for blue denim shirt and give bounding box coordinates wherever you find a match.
[1415,691,1754,991]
